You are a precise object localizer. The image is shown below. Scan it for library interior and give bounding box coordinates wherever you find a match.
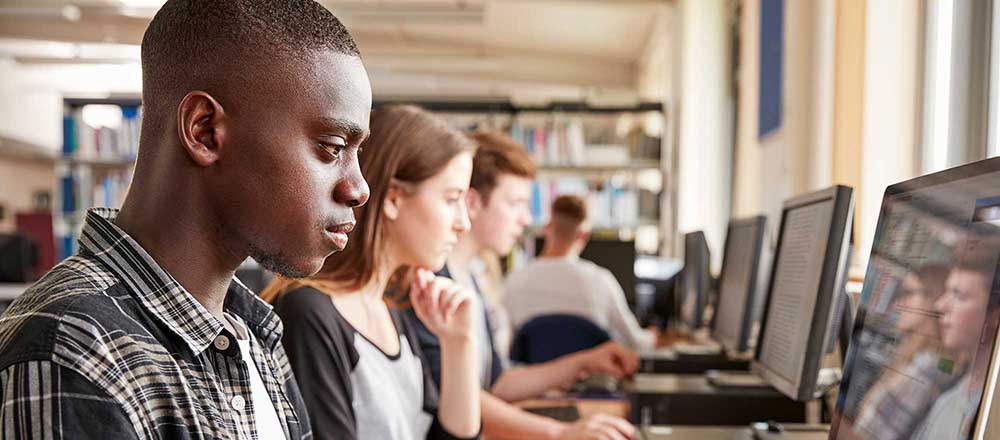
[0,1,999,439]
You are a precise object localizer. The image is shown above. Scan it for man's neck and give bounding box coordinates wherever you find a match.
[114,184,243,322]
[448,234,482,279]
[540,242,575,258]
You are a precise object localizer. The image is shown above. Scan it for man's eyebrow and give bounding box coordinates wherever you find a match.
[318,117,367,140]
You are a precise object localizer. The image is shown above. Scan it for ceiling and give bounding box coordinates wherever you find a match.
[0,0,672,101]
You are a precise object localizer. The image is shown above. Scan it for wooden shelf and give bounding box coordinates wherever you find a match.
[0,284,30,301]
[62,156,136,171]
[537,160,662,174]
[526,219,659,235]
[64,96,142,108]
[373,98,665,115]
[0,136,59,165]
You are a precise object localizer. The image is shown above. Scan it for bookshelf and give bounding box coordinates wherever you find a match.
[49,97,671,258]
[401,99,671,256]
[57,96,141,258]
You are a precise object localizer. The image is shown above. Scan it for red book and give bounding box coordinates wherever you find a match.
[16,212,56,279]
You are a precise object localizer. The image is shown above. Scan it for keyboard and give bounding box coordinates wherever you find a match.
[706,371,772,389]
[523,405,581,422]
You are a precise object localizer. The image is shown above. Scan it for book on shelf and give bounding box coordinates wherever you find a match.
[57,102,141,258]
[62,105,141,161]
[509,116,661,167]
[530,175,657,231]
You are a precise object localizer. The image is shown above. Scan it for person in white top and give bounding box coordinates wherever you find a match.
[426,131,640,440]
[505,194,658,351]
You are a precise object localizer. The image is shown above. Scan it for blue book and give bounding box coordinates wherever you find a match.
[531,182,542,224]
[60,175,76,214]
[62,115,76,156]
[60,235,75,260]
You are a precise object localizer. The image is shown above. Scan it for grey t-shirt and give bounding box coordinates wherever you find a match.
[272,287,475,440]
[351,333,432,440]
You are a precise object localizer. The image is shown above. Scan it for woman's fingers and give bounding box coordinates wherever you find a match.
[441,285,467,321]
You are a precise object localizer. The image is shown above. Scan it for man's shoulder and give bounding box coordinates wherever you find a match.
[512,257,601,280]
[0,255,154,371]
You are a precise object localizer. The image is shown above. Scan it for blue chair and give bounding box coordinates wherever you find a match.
[510,314,611,364]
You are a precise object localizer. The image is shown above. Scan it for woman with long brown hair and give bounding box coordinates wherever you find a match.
[261,105,480,440]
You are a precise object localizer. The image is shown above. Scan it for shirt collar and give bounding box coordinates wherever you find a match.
[78,208,283,354]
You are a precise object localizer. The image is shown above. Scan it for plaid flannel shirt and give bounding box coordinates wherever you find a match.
[0,208,311,439]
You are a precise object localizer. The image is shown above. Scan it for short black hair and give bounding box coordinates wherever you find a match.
[141,0,360,119]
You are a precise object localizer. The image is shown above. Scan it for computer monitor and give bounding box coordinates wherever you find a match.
[831,157,1000,440]
[0,233,37,283]
[753,185,854,402]
[636,256,683,327]
[678,231,711,330]
[582,239,637,305]
[711,215,769,353]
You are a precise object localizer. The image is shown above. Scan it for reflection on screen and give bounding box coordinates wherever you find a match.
[833,174,1000,440]
[714,223,758,351]
[758,199,834,388]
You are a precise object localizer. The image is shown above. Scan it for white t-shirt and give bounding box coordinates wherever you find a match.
[226,314,286,440]
[504,255,656,350]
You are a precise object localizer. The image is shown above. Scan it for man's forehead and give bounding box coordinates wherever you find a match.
[297,53,372,128]
[496,173,533,193]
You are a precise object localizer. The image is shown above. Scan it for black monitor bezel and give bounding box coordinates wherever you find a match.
[680,231,711,329]
[712,215,768,353]
[752,185,855,402]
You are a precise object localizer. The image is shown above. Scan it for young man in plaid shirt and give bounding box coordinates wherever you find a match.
[0,1,372,438]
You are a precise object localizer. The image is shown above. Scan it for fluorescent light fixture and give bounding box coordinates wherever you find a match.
[0,5,81,21]
[0,38,140,65]
[330,1,485,24]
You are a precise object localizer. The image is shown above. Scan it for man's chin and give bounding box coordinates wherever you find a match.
[252,254,317,280]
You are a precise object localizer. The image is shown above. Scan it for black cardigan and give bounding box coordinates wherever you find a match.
[272,287,476,440]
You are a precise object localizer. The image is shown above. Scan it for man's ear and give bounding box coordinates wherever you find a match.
[177,91,226,167]
[466,188,485,219]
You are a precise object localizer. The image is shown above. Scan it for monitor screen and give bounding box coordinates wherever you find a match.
[754,185,854,401]
[713,216,768,353]
[831,158,1000,440]
[679,231,711,329]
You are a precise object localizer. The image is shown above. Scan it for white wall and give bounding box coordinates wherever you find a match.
[857,0,922,267]
[674,0,733,271]
[0,59,142,152]
[734,0,836,242]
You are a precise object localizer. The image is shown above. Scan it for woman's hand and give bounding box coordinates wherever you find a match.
[410,269,476,344]
[412,269,481,437]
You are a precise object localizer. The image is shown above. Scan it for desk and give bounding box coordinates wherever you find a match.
[640,425,827,440]
[517,396,628,420]
[656,330,693,347]
[640,426,753,440]
[628,374,807,426]
[516,395,824,439]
